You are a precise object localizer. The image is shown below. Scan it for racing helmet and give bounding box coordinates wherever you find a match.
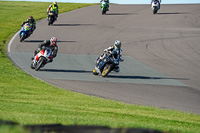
[28,16,33,22]
[114,40,121,50]
[50,37,57,46]
[53,1,57,6]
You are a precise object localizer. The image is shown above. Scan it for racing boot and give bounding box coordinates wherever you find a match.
[113,65,120,72]
[49,58,53,62]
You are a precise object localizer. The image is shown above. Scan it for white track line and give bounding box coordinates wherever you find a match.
[7,30,20,53]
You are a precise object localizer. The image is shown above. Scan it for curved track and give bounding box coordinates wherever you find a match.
[8,4,200,114]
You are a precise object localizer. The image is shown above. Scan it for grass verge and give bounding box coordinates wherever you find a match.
[0,1,200,133]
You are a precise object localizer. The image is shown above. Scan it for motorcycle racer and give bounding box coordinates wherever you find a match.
[32,37,58,62]
[47,1,59,21]
[21,16,36,34]
[100,0,109,11]
[151,0,161,9]
[96,40,124,72]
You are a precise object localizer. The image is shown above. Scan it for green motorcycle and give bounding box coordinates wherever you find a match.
[101,1,108,15]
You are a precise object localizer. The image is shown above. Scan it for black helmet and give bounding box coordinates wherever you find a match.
[28,16,33,22]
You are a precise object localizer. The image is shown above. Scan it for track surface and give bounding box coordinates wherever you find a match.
[8,4,200,114]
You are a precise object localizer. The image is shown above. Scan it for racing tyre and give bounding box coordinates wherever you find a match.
[102,64,111,77]
[30,63,35,69]
[20,33,25,42]
[48,18,51,26]
[35,57,45,71]
[102,9,106,15]
[153,7,157,14]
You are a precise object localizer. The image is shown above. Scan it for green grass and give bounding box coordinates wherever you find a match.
[0,125,26,133]
[0,1,200,133]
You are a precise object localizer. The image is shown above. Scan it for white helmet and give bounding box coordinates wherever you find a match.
[50,37,57,46]
[114,40,121,50]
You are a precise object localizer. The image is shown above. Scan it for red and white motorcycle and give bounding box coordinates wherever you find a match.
[31,47,53,71]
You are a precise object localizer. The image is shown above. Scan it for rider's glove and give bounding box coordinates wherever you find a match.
[120,58,124,62]
[108,51,112,55]
[41,46,46,50]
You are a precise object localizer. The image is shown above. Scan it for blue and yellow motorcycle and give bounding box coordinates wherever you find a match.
[93,50,121,77]
[19,23,31,42]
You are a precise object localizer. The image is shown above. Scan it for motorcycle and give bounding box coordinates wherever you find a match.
[19,23,31,42]
[48,11,56,25]
[31,47,53,71]
[93,50,121,77]
[151,0,160,14]
[101,1,108,15]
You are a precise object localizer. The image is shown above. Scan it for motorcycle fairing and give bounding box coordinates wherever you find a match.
[98,58,107,69]
[101,2,107,10]
[152,0,159,8]
[19,23,31,37]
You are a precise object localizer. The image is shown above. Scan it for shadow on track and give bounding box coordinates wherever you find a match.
[107,75,188,80]
[24,40,44,43]
[53,24,95,26]
[57,41,77,43]
[24,40,76,43]
[106,13,135,15]
[157,12,189,15]
[40,69,91,73]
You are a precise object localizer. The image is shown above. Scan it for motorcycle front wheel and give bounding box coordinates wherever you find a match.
[20,33,25,42]
[48,16,53,25]
[48,17,51,25]
[30,62,35,69]
[102,64,111,77]
[35,57,45,71]
[102,9,106,15]
[153,7,157,14]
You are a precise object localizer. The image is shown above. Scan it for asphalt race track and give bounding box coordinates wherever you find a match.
[8,4,200,114]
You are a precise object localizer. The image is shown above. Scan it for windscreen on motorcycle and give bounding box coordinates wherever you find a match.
[49,11,55,15]
[153,0,158,4]
[41,47,51,54]
[46,48,51,54]
[23,23,30,31]
[24,26,30,31]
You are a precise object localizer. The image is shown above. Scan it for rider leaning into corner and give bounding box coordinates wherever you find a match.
[100,0,110,11]
[32,37,58,62]
[21,16,36,35]
[47,1,59,21]
[96,40,124,72]
[151,0,161,9]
